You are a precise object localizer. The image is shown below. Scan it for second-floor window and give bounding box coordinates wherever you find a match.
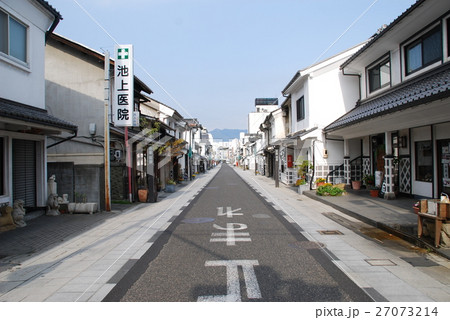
[0,9,27,63]
[368,58,390,93]
[296,96,305,121]
[405,25,442,75]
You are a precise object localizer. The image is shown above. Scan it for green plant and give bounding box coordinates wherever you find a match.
[316,185,344,196]
[363,174,375,185]
[295,179,306,186]
[167,179,176,185]
[315,178,326,184]
[296,159,312,178]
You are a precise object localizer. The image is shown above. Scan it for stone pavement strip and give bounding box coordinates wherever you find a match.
[0,168,218,302]
[235,168,450,302]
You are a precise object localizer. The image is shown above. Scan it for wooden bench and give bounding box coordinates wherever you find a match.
[415,200,449,247]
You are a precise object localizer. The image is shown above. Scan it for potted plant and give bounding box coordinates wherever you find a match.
[315,178,326,187]
[165,179,176,193]
[363,174,379,196]
[316,184,344,196]
[363,174,375,186]
[138,188,148,202]
[296,179,309,194]
[369,186,380,197]
[351,180,362,190]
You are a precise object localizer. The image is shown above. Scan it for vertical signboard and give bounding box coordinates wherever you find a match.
[114,44,134,126]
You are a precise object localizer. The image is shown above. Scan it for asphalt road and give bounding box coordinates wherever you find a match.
[103,164,372,302]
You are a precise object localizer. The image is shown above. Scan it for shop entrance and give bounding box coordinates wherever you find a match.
[437,139,450,197]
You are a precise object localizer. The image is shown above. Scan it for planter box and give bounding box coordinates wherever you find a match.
[68,203,98,214]
[298,184,309,195]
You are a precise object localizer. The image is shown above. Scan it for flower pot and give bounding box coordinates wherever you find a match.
[165,184,175,193]
[138,189,148,202]
[316,182,326,187]
[370,189,379,197]
[352,180,362,190]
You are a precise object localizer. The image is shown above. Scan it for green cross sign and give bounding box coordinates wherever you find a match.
[117,48,129,59]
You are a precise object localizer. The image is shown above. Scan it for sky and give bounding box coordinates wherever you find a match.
[48,0,418,131]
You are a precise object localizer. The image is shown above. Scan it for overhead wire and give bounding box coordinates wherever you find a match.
[72,0,379,133]
[71,0,196,120]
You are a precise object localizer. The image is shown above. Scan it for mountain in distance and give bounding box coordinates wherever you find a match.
[210,128,247,141]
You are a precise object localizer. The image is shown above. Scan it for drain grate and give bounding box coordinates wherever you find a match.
[400,256,439,267]
[318,230,343,235]
[365,259,397,266]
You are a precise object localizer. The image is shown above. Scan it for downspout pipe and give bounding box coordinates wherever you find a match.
[310,139,316,190]
[341,67,361,101]
[43,3,62,43]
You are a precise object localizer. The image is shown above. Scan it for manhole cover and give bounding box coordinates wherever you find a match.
[318,230,343,235]
[181,217,215,224]
[365,259,397,266]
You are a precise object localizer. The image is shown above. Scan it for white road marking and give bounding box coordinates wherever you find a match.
[217,207,243,218]
[197,260,262,302]
[210,223,251,246]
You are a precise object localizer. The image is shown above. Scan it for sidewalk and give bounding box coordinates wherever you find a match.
[0,168,218,301]
[304,188,450,260]
[235,168,450,302]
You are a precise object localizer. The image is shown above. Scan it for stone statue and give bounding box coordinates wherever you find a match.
[48,174,57,196]
[0,205,16,232]
[46,193,60,216]
[12,200,26,227]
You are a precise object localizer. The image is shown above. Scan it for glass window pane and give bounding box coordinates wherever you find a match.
[406,42,422,74]
[380,61,390,87]
[423,28,442,66]
[0,11,7,54]
[9,16,26,62]
[415,141,433,182]
[369,67,380,92]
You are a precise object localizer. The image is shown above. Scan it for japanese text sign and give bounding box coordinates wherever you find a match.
[114,44,134,126]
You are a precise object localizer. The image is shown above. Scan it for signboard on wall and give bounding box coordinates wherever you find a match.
[113,44,134,126]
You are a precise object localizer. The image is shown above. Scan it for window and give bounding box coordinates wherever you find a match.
[0,10,27,63]
[368,58,390,93]
[296,96,305,121]
[415,140,433,182]
[405,25,442,75]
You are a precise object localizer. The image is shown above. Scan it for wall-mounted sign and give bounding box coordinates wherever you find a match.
[113,44,134,126]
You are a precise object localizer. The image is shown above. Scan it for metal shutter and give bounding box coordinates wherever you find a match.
[12,139,36,207]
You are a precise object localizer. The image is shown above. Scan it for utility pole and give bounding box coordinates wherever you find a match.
[104,51,111,211]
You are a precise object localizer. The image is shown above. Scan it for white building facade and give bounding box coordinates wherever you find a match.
[1,0,76,210]
[324,0,450,199]
[281,43,365,187]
